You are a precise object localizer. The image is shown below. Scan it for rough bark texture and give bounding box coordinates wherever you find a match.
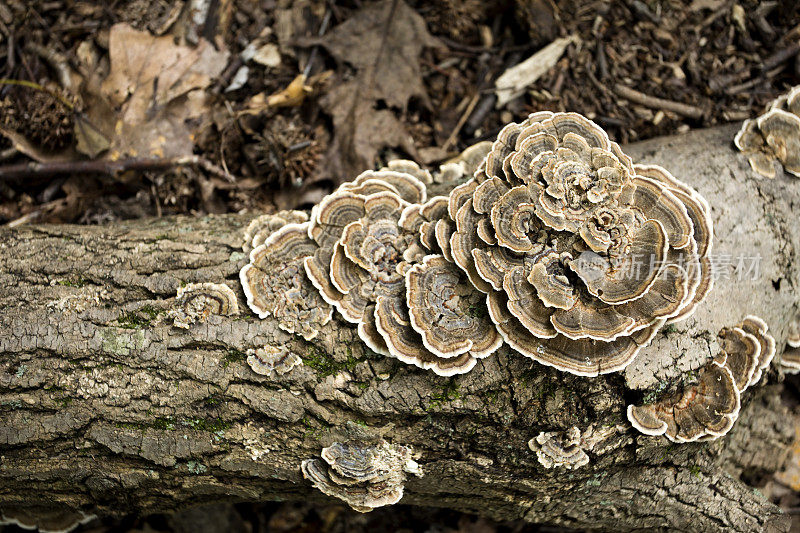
[0,124,798,532]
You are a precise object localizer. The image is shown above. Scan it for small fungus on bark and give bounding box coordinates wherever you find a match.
[735,85,800,178]
[628,315,774,442]
[171,282,239,329]
[301,440,422,512]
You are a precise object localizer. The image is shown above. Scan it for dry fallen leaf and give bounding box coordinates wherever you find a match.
[321,82,417,181]
[76,23,229,160]
[304,0,441,181]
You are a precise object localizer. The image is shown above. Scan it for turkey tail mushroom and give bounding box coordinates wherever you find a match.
[241,113,714,379]
[628,315,775,442]
[735,84,800,178]
[447,112,713,376]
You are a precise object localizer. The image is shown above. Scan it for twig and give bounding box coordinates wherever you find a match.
[613,84,705,120]
[465,93,497,137]
[442,93,480,151]
[302,9,333,79]
[0,155,238,182]
[0,78,74,109]
[761,41,800,71]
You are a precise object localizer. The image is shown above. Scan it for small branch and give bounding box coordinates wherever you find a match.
[442,93,480,151]
[613,84,705,120]
[0,155,237,182]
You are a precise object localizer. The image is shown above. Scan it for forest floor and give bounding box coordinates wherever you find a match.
[1,0,800,532]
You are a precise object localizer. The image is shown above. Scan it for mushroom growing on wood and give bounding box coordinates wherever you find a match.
[0,505,96,533]
[246,346,302,376]
[170,282,239,329]
[240,221,333,340]
[304,164,502,375]
[627,360,739,442]
[739,315,777,387]
[627,315,774,442]
[781,313,800,373]
[528,427,589,470]
[242,211,309,253]
[301,440,422,512]
[734,85,800,178]
[446,111,713,376]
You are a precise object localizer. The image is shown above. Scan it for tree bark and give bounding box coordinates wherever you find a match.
[0,124,798,532]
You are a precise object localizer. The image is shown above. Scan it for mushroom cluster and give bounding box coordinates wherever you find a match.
[443,112,713,376]
[628,315,775,442]
[735,85,800,178]
[241,112,714,378]
[302,166,502,376]
[528,424,619,469]
[301,440,422,512]
[241,219,333,340]
[528,427,589,470]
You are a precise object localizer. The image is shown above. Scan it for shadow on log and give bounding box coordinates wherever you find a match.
[0,124,798,532]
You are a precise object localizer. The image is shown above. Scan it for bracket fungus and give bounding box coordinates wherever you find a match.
[246,345,302,376]
[242,211,310,253]
[528,427,589,470]
[738,315,776,387]
[528,424,620,469]
[170,282,239,329]
[446,111,713,376]
[734,85,800,178]
[627,315,774,442]
[240,220,333,340]
[241,113,712,378]
[301,440,422,512]
[0,505,96,533]
[303,164,502,376]
[781,314,800,373]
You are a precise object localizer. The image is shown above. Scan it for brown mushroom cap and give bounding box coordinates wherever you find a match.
[328,192,413,323]
[241,222,332,340]
[304,168,505,375]
[172,282,239,329]
[305,170,427,316]
[0,505,96,533]
[715,327,760,392]
[374,295,478,376]
[627,315,773,442]
[343,169,427,204]
[243,211,309,253]
[488,289,663,376]
[634,164,713,323]
[739,315,776,387]
[757,109,800,177]
[627,359,740,442]
[381,159,433,185]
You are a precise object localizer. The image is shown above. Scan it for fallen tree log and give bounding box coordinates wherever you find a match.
[0,123,798,532]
